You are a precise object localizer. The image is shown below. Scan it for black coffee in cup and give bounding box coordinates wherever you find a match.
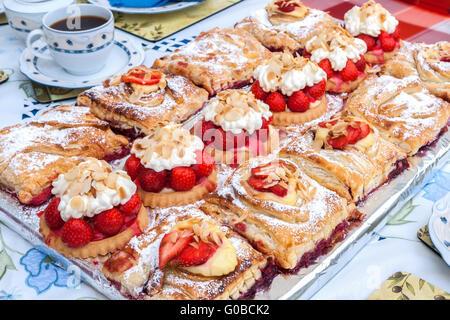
[50,15,108,32]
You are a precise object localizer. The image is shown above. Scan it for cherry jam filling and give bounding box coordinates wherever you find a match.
[250,79,326,114]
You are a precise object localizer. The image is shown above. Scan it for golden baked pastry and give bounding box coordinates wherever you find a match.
[346,75,450,155]
[0,105,129,205]
[280,114,407,202]
[152,28,272,95]
[102,206,267,299]
[201,157,361,270]
[77,65,209,137]
[382,41,450,101]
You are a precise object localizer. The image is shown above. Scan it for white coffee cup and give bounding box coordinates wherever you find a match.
[26,4,115,76]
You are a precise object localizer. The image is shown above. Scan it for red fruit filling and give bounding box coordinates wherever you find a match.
[41,193,143,248]
[247,162,288,197]
[250,78,326,114]
[319,120,371,150]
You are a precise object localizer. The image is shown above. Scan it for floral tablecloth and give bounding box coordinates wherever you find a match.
[0,0,448,300]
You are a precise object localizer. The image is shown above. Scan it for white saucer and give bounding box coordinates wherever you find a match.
[20,33,145,89]
[87,0,203,14]
[428,192,450,267]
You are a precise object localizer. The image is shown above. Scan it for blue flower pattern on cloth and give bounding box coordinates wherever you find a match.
[19,249,72,294]
[422,169,450,202]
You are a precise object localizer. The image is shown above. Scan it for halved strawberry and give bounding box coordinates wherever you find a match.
[125,154,142,181]
[358,122,371,140]
[340,59,358,82]
[247,176,266,190]
[357,34,376,51]
[265,92,286,112]
[318,59,333,79]
[158,229,193,269]
[327,134,349,149]
[304,79,326,100]
[192,150,215,179]
[347,125,362,145]
[138,167,167,193]
[44,197,64,230]
[250,80,268,101]
[172,240,218,267]
[270,184,288,197]
[287,90,310,112]
[118,193,142,216]
[169,167,196,191]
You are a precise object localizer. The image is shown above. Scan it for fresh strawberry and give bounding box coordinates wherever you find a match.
[169,167,196,191]
[287,90,310,112]
[357,34,376,51]
[192,150,215,179]
[318,59,333,79]
[118,193,142,216]
[265,92,286,112]
[247,176,266,190]
[270,184,288,197]
[305,79,326,100]
[94,208,124,236]
[346,125,362,145]
[250,80,268,101]
[250,163,272,179]
[340,59,358,82]
[138,167,167,192]
[44,197,64,230]
[275,0,299,12]
[327,134,349,149]
[358,122,371,140]
[173,240,218,267]
[125,154,142,181]
[355,55,366,72]
[379,31,396,52]
[61,218,93,248]
[159,229,193,269]
[392,26,400,40]
[319,119,338,128]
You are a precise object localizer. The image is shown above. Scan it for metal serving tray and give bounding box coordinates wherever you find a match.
[0,124,448,300]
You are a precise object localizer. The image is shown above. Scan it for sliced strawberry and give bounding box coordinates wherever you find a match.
[318,59,333,79]
[357,34,376,51]
[169,167,196,191]
[61,218,93,248]
[118,193,142,216]
[287,90,310,112]
[358,123,371,140]
[275,0,299,12]
[44,197,64,230]
[327,134,349,149]
[319,119,338,128]
[305,79,326,100]
[265,92,286,112]
[250,80,268,101]
[125,154,142,181]
[270,184,288,197]
[94,208,124,236]
[340,59,358,82]
[247,176,266,190]
[379,31,396,52]
[159,229,194,269]
[172,240,218,267]
[355,55,366,72]
[347,125,362,145]
[138,167,167,193]
[192,150,215,179]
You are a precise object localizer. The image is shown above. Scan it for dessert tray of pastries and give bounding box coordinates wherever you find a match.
[0,0,449,300]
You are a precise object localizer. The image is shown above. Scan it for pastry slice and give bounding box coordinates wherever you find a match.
[102,206,267,300]
[124,123,217,208]
[201,157,362,270]
[152,28,272,96]
[280,114,407,202]
[236,0,338,53]
[344,0,402,64]
[39,158,148,259]
[303,25,368,93]
[77,66,208,137]
[250,51,328,126]
[346,75,450,155]
[192,89,279,165]
[0,105,129,205]
[382,41,450,101]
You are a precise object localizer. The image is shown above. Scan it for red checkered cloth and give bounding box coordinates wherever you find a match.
[302,0,450,44]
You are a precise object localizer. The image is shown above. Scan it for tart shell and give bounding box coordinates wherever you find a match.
[138,169,218,208]
[272,95,328,126]
[39,205,149,259]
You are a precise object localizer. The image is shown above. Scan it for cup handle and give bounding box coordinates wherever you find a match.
[26,29,53,60]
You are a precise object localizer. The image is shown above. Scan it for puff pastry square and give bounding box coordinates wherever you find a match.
[236,1,338,53]
[102,206,267,300]
[201,158,360,270]
[152,28,272,95]
[0,105,129,205]
[346,75,450,155]
[280,114,407,202]
[77,67,208,136]
[382,41,450,101]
